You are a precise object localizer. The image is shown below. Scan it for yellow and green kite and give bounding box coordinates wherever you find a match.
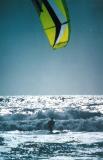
[32,0,70,49]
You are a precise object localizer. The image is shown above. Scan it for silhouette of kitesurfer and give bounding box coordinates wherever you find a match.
[48,117,55,133]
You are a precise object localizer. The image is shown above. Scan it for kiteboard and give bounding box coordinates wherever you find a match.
[48,130,68,134]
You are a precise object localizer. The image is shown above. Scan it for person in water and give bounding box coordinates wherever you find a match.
[48,117,55,133]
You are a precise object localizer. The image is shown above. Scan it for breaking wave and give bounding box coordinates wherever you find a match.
[0,96,103,132]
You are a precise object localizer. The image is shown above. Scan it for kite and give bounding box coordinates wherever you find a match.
[32,0,70,49]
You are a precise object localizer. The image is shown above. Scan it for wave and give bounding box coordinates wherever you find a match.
[0,96,103,132]
[0,108,103,132]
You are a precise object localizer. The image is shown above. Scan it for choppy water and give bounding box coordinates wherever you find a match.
[0,96,103,159]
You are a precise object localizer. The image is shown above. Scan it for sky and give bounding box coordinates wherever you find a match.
[0,0,103,95]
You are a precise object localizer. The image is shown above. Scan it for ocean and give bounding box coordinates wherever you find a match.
[0,96,103,160]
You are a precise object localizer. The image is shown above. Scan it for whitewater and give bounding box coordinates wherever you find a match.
[0,95,103,159]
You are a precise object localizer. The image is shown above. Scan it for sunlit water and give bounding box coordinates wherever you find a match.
[0,96,103,159]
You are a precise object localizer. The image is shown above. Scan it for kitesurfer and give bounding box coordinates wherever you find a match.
[48,117,55,133]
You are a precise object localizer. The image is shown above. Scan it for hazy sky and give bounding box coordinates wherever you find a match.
[0,0,103,95]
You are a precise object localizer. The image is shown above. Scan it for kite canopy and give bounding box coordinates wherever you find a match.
[32,0,70,49]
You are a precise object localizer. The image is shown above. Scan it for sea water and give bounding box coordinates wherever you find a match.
[0,96,103,160]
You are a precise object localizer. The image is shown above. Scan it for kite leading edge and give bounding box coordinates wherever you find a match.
[32,0,70,49]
